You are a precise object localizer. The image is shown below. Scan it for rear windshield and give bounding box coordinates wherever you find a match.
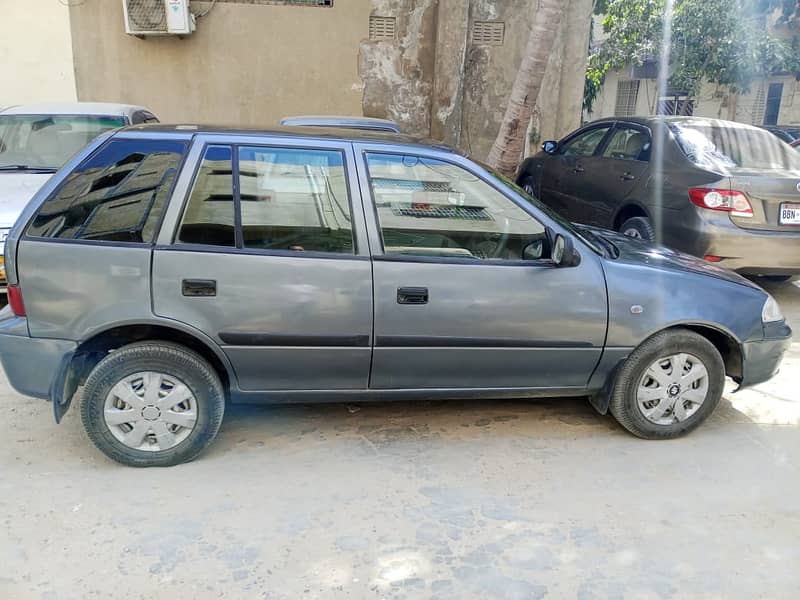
[669,120,800,171]
[0,114,126,170]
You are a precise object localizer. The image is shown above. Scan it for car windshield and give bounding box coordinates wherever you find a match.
[669,120,800,171]
[476,160,607,256]
[0,114,126,170]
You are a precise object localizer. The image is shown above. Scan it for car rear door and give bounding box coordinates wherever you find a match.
[354,143,608,391]
[152,134,373,392]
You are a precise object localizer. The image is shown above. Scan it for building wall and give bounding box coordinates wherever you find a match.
[590,70,800,127]
[68,0,370,126]
[0,0,77,107]
[67,0,592,161]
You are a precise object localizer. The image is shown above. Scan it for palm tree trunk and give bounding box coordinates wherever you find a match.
[487,0,566,177]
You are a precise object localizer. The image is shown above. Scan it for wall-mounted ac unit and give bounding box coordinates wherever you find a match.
[123,0,195,36]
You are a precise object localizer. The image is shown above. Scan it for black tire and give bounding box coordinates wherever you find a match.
[609,329,725,439]
[761,275,793,283]
[619,216,655,242]
[80,341,225,467]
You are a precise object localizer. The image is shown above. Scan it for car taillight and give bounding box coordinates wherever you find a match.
[7,285,26,317]
[689,188,753,217]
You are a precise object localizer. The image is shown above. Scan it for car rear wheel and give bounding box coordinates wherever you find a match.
[80,341,225,467]
[609,329,725,439]
[619,216,655,242]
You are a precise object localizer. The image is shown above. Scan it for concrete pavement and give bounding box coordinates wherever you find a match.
[1,279,798,599]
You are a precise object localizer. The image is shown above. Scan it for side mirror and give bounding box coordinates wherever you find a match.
[552,234,580,267]
[542,140,558,155]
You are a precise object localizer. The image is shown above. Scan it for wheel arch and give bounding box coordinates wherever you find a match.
[591,322,743,415]
[612,202,650,231]
[54,321,236,423]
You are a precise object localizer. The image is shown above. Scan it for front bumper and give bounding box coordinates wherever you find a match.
[0,315,76,400]
[738,323,793,388]
[663,206,800,275]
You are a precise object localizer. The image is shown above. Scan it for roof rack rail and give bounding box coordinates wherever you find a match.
[280,115,401,133]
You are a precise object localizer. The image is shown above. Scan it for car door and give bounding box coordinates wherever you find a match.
[578,123,652,228]
[152,134,373,391]
[354,144,608,391]
[540,124,613,222]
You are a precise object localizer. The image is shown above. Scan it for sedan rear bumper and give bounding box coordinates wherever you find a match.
[663,207,800,275]
[738,326,792,388]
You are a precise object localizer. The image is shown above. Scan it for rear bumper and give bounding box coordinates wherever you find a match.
[0,317,76,400]
[663,207,800,275]
[738,324,793,388]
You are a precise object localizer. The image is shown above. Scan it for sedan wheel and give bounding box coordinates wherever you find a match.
[609,329,725,439]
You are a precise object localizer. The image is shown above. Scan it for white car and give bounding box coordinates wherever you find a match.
[0,102,159,292]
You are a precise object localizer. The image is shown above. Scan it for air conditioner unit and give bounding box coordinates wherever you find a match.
[123,0,195,36]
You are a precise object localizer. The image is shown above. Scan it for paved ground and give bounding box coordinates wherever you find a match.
[1,279,798,599]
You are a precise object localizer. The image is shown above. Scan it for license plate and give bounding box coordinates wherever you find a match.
[779,203,800,225]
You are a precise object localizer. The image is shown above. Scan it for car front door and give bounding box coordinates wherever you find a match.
[586,123,652,228]
[354,144,608,391]
[542,124,613,222]
[153,135,373,392]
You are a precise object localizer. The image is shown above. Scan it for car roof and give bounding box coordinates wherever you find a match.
[0,102,149,117]
[588,116,767,132]
[120,123,455,151]
[280,115,401,133]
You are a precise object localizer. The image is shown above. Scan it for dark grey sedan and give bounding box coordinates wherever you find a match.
[516,117,800,280]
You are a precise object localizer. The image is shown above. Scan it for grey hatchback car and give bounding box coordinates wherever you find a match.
[0,124,792,466]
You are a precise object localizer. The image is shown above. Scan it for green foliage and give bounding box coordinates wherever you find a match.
[584,0,800,112]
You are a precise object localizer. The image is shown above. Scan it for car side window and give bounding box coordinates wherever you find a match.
[26,138,187,243]
[366,153,548,261]
[177,145,235,246]
[560,126,611,157]
[602,126,651,161]
[238,146,354,254]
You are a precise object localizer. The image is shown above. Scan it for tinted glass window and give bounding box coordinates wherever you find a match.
[670,120,800,170]
[177,145,235,247]
[0,115,127,170]
[366,153,547,261]
[602,126,650,161]
[560,127,610,157]
[238,146,354,254]
[27,139,186,242]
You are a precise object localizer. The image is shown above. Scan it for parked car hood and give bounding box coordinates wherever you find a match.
[582,226,762,291]
[0,173,52,228]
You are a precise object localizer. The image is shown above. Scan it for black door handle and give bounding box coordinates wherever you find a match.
[397,287,428,305]
[620,172,636,181]
[182,279,217,297]
[573,165,585,173]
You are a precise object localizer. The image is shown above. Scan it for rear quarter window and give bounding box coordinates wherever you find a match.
[26,138,187,243]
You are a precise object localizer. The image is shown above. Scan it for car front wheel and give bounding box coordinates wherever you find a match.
[619,216,655,242]
[80,341,225,467]
[609,329,725,439]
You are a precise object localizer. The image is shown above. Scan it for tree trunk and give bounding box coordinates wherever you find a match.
[486,0,566,177]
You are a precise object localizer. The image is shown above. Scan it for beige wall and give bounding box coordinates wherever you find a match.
[68,0,370,125]
[590,71,800,127]
[0,0,77,107]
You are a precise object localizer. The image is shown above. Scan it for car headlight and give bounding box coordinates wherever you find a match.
[762,294,784,323]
